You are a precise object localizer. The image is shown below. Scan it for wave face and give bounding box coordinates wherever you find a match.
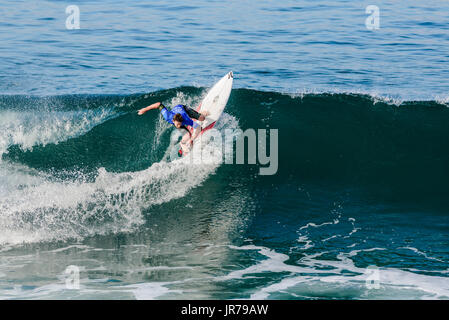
[0,89,448,299]
[230,89,449,200]
[3,90,449,195]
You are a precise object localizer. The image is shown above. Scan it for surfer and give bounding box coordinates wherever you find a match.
[138,102,209,145]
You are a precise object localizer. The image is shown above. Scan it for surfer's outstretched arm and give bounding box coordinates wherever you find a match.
[138,102,164,115]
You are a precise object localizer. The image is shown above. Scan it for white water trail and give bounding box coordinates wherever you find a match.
[0,109,240,246]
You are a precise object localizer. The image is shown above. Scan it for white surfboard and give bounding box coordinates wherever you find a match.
[179,71,233,156]
[196,71,234,131]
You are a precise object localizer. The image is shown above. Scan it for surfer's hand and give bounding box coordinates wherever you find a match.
[137,108,145,115]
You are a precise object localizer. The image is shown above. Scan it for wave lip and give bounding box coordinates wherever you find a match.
[0,108,117,158]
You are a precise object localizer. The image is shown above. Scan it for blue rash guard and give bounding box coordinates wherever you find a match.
[160,104,199,130]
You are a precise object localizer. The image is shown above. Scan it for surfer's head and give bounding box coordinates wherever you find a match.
[173,113,183,128]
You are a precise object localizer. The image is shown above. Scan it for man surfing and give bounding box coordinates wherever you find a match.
[137,102,209,154]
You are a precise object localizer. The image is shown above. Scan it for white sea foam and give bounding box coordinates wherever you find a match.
[0,108,116,159]
[121,282,182,300]
[287,87,449,107]
[298,221,337,231]
[398,247,445,263]
[219,244,449,300]
[296,235,314,250]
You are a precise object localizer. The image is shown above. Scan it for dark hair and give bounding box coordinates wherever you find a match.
[173,113,184,123]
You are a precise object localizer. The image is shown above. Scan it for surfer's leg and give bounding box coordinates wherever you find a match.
[181,132,190,144]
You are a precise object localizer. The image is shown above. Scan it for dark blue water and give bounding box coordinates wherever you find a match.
[0,1,448,299]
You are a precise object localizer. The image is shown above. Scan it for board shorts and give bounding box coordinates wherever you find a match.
[183,105,201,120]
